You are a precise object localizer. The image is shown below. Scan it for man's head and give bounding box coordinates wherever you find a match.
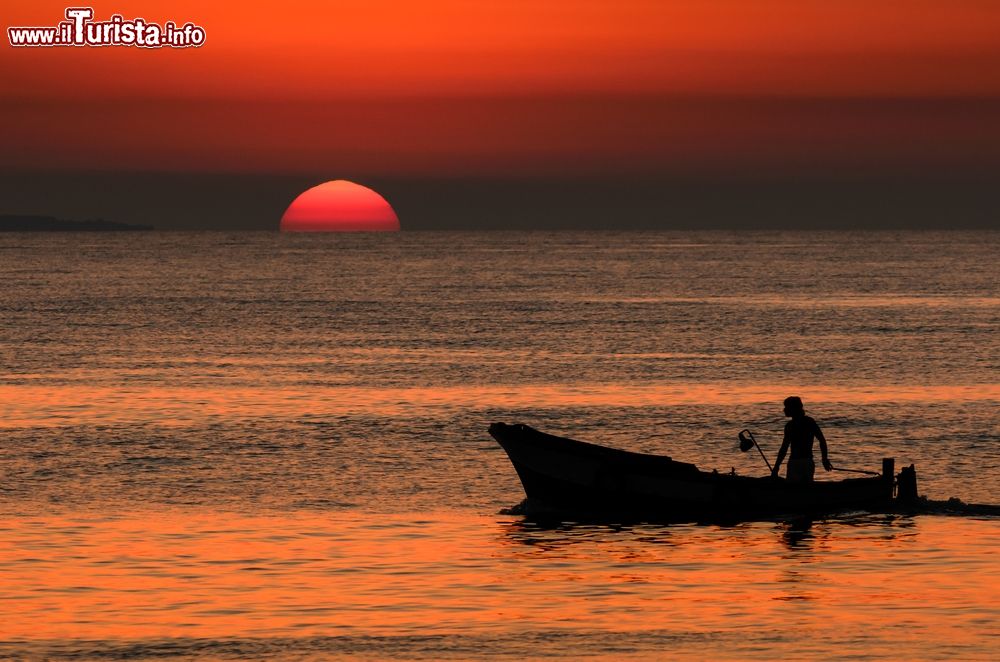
[783,396,805,417]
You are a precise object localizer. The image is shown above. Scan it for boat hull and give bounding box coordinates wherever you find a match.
[490,423,894,522]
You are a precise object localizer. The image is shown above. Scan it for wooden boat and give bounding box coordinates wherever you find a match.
[490,422,902,522]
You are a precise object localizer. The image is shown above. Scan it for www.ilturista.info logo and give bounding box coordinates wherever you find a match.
[8,7,206,48]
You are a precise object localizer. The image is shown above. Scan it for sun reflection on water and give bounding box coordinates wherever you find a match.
[2,510,994,658]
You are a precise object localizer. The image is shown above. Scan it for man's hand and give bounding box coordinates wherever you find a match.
[822,457,833,471]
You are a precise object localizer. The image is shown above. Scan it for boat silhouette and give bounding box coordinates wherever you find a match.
[490,422,913,522]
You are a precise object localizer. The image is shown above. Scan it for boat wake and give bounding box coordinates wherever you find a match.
[906,497,1000,517]
[498,496,1000,520]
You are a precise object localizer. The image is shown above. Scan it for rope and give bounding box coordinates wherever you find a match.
[830,466,880,477]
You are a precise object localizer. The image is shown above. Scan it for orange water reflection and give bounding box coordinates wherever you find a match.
[1,383,997,427]
[1,511,997,657]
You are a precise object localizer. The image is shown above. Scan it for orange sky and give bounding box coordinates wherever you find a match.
[5,0,1000,99]
[3,1,1000,175]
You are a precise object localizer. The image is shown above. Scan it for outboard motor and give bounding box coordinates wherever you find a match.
[896,464,919,505]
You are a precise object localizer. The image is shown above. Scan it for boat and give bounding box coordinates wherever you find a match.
[490,422,912,522]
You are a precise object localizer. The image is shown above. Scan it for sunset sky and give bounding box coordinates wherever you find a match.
[2,0,999,228]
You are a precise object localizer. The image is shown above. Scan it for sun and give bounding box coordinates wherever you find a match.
[280,180,400,232]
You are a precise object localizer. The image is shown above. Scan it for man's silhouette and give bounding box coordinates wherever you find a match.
[771,396,832,483]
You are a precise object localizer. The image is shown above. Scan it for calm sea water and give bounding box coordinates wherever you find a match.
[0,231,997,659]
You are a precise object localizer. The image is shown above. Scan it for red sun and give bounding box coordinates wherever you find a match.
[280,180,400,232]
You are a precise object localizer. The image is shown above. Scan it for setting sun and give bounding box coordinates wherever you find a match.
[279,180,400,232]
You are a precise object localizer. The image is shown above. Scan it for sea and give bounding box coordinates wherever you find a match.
[0,231,997,660]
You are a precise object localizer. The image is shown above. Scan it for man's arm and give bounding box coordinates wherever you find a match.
[816,422,832,471]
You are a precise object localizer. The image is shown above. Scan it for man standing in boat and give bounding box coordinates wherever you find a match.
[771,396,832,483]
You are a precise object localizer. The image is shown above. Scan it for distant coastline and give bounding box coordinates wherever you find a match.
[0,214,153,232]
